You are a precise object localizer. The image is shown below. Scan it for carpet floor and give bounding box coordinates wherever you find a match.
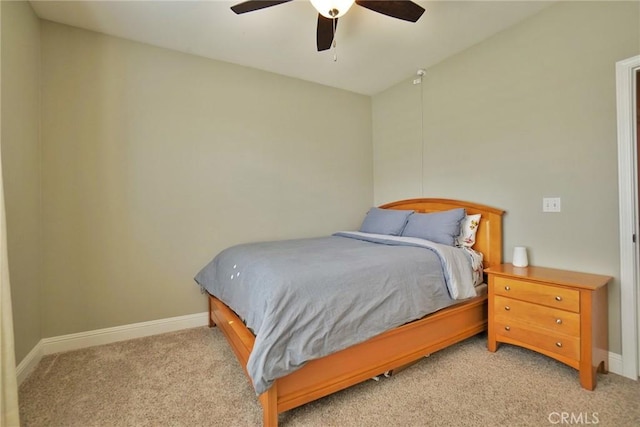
[19,327,640,426]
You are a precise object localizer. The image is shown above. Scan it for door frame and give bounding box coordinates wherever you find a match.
[616,54,640,380]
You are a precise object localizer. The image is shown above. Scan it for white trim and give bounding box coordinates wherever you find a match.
[16,311,209,384]
[608,351,624,377]
[41,312,209,355]
[16,340,43,385]
[616,54,640,380]
[15,312,626,386]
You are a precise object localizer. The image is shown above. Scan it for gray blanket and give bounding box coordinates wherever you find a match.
[194,233,473,395]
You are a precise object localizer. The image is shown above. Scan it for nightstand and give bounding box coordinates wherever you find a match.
[485,263,611,390]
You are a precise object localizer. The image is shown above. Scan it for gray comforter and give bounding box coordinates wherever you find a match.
[194,232,476,395]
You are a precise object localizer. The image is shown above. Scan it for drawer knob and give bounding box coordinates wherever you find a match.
[504,286,511,291]
[504,326,511,331]
[556,342,563,348]
[556,318,563,324]
[555,296,563,301]
[504,306,511,311]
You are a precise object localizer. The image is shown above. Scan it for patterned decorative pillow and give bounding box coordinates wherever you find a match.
[456,214,482,247]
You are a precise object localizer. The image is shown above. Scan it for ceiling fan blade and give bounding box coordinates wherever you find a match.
[317,14,337,51]
[231,0,293,15]
[355,0,425,23]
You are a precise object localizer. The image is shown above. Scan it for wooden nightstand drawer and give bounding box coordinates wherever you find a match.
[494,320,581,361]
[493,276,580,313]
[494,295,580,337]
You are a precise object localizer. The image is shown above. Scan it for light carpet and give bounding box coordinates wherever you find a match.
[19,327,640,426]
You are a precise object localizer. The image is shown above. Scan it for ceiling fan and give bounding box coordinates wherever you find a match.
[230,0,426,52]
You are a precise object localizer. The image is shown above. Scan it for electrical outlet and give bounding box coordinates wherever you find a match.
[543,197,561,213]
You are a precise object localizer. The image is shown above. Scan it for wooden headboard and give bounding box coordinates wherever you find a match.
[379,198,505,269]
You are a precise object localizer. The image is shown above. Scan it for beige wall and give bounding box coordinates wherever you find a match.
[373,1,640,354]
[40,22,372,337]
[1,1,42,363]
[372,80,422,201]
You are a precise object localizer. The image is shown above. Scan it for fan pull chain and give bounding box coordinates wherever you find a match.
[332,16,337,62]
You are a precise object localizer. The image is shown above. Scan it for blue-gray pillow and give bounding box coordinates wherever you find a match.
[359,208,414,236]
[401,208,466,246]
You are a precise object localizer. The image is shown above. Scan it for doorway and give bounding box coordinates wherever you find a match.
[617,54,640,381]
[637,68,639,374]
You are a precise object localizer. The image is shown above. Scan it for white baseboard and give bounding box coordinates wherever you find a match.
[41,311,209,355]
[608,351,624,377]
[16,340,44,385]
[17,313,630,386]
[17,311,209,385]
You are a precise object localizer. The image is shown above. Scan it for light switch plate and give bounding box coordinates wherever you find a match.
[543,197,561,212]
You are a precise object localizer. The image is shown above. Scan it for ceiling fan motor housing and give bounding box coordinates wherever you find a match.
[310,0,356,18]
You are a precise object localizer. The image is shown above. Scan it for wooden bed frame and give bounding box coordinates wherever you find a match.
[207,198,505,426]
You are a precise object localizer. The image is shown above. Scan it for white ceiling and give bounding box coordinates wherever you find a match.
[30,0,554,95]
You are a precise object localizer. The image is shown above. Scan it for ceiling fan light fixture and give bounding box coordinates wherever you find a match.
[310,0,355,18]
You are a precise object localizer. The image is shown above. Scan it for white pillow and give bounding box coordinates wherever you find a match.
[456,214,481,247]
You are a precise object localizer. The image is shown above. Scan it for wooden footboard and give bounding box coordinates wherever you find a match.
[209,293,488,426]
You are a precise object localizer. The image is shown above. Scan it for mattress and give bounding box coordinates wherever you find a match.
[195,232,480,394]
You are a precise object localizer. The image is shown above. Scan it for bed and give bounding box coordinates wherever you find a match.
[199,198,504,426]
